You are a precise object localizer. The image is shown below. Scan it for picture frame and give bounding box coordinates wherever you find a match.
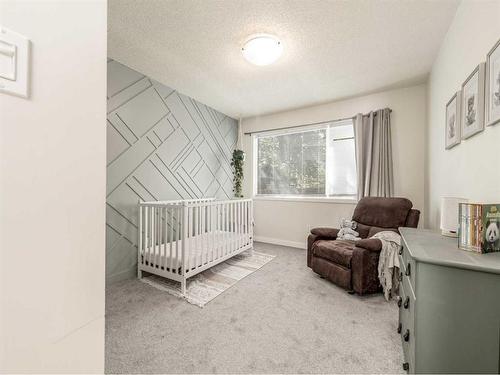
[445,91,461,149]
[461,62,485,139]
[486,38,500,127]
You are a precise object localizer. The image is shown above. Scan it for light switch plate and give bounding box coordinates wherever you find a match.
[0,26,30,98]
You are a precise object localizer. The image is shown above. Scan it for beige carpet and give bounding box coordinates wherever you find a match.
[140,250,275,307]
[106,242,403,374]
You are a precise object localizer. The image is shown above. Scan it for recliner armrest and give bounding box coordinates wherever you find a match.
[355,238,382,252]
[310,227,339,239]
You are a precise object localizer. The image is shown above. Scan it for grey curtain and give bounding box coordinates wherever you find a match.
[353,108,394,200]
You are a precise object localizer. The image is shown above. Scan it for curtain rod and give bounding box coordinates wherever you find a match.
[243,108,391,136]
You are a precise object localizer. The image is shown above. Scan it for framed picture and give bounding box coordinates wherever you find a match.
[486,38,500,126]
[445,91,461,149]
[461,63,485,139]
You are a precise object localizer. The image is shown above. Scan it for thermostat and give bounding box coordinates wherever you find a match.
[0,26,30,98]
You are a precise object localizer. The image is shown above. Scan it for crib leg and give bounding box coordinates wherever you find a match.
[137,268,142,279]
[181,278,186,296]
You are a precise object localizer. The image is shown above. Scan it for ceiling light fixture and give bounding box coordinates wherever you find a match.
[242,35,283,66]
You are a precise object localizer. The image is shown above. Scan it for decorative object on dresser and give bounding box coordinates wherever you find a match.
[307,197,420,295]
[461,63,486,139]
[440,197,468,237]
[398,228,500,373]
[458,203,500,253]
[445,91,461,149]
[486,38,500,127]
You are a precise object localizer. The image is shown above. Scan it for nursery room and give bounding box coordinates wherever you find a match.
[1,0,500,374]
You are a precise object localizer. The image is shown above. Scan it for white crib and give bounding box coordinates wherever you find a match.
[137,198,253,295]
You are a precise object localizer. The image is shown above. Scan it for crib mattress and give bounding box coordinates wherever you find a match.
[140,230,250,271]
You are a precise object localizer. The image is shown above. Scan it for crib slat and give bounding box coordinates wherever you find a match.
[156,207,160,267]
[148,206,153,266]
[219,203,223,258]
[240,202,245,250]
[177,206,181,273]
[222,203,226,256]
[202,204,206,266]
[157,207,161,267]
[174,208,180,273]
[160,207,164,269]
[220,203,224,256]
[162,206,166,271]
[138,205,143,277]
[168,207,173,273]
[250,200,253,244]
[210,202,214,263]
[247,200,249,245]
[196,205,200,268]
[153,207,159,267]
[181,205,187,278]
[198,205,202,268]
[145,206,149,265]
[237,201,240,250]
[230,202,234,254]
[198,204,202,266]
[236,201,239,251]
[243,201,247,245]
[187,204,190,270]
[216,203,221,259]
[234,202,238,253]
[226,203,230,255]
[204,204,208,264]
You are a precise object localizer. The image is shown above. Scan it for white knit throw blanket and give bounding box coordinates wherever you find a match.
[372,231,402,301]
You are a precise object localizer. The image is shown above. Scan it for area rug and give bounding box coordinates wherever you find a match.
[139,250,275,307]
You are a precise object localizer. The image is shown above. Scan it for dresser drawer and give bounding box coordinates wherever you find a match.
[399,271,416,372]
[400,240,416,293]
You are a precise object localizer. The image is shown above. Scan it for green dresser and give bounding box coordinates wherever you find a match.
[398,228,500,374]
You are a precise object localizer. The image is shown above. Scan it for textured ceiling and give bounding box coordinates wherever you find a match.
[108,0,459,118]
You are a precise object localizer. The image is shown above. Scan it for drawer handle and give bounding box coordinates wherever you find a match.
[405,263,411,277]
[397,296,402,308]
[403,329,410,342]
[403,362,409,372]
[397,322,402,334]
[404,296,410,309]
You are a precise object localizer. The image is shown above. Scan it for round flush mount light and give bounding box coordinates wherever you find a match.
[242,35,283,66]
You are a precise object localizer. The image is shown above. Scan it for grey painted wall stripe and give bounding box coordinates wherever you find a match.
[106,59,237,283]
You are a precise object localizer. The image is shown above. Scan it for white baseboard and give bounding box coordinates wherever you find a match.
[254,236,306,249]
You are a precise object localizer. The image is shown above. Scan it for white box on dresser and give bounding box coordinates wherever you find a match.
[398,228,500,374]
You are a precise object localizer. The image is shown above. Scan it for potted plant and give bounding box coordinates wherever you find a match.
[231,149,245,198]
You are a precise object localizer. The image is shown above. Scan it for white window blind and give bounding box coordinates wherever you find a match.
[254,120,357,198]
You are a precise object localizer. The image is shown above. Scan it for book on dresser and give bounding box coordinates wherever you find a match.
[397,227,500,374]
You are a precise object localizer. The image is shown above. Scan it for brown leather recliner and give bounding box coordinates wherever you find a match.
[307,197,420,295]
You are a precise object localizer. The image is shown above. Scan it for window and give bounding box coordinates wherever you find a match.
[254,120,357,199]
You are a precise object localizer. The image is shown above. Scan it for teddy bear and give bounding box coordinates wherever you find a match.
[337,218,360,241]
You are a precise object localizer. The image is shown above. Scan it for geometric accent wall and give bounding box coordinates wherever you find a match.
[106,59,237,283]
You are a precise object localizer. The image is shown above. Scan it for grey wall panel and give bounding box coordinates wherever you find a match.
[107,77,151,114]
[106,122,130,165]
[107,60,144,98]
[116,87,169,138]
[106,59,237,283]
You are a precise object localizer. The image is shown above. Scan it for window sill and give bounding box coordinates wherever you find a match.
[252,195,358,204]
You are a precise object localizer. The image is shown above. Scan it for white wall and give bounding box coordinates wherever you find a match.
[242,84,427,247]
[426,0,500,229]
[0,1,106,373]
